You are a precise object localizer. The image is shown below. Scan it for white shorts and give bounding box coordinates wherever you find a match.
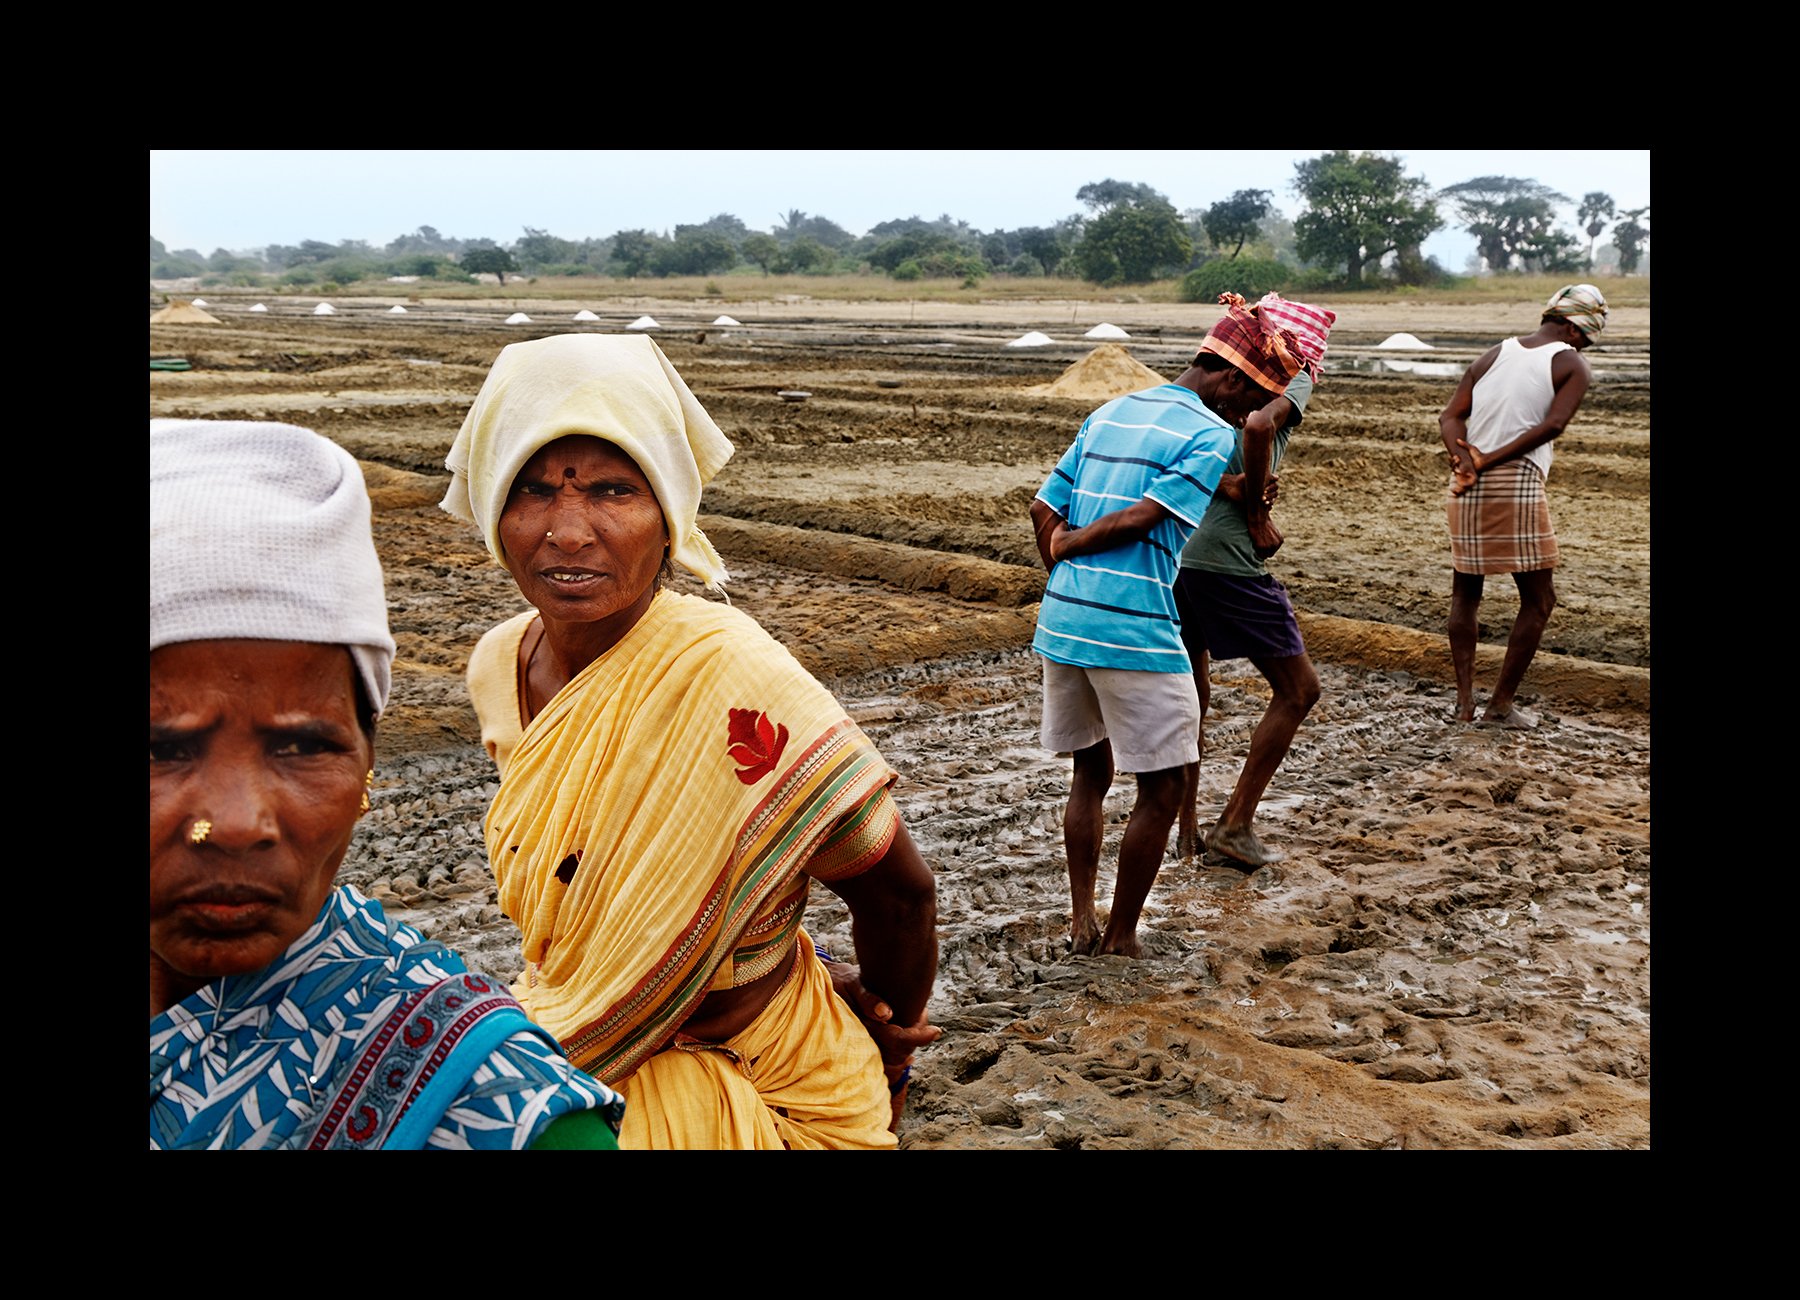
[1039,658,1199,774]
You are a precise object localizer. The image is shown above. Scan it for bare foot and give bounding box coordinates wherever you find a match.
[1176,825,1199,859]
[1204,822,1280,870]
[1454,695,1476,723]
[1097,933,1143,958]
[1070,914,1102,956]
[1479,704,1538,730]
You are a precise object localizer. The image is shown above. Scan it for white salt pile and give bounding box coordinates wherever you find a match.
[312,302,336,315]
[1084,322,1129,339]
[1376,332,1434,349]
[1005,331,1054,348]
[713,315,742,327]
[573,309,600,321]
[505,312,533,324]
[388,305,408,314]
[627,315,660,330]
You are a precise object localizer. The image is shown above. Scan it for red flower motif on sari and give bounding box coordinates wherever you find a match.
[727,707,789,784]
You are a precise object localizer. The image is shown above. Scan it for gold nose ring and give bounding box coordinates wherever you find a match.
[189,819,213,844]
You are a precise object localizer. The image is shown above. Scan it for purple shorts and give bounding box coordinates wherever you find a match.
[1175,569,1306,663]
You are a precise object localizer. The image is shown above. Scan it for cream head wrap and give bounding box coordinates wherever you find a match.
[150,419,396,717]
[441,334,735,589]
[1544,283,1609,340]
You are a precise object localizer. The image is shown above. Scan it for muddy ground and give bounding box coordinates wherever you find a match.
[151,293,1651,1149]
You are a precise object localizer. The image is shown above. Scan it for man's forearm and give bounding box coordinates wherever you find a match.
[1241,398,1289,523]
[1053,498,1169,560]
[1030,497,1061,570]
[1471,421,1563,470]
[1440,417,1471,467]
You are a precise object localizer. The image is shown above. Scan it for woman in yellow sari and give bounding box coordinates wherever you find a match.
[442,333,939,1149]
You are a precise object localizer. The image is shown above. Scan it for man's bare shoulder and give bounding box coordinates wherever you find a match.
[1551,346,1593,377]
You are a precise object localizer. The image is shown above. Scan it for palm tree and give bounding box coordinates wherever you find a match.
[1578,192,1615,271]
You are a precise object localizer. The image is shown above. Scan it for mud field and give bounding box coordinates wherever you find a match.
[151,293,1652,1149]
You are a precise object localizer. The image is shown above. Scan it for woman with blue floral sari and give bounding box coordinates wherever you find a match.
[150,418,624,1149]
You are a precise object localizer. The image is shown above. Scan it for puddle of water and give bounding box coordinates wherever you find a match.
[1329,356,1644,382]
[1574,927,1639,946]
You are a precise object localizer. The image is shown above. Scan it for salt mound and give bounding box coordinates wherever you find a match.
[573,309,600,321]
[505,312,533,324]
[1376,332,1433,349]
[190,297,208,308]
[1005,331,1054,348]
[712,315,742,327]
[1084,322,1130,339]
[1034,342,1168,401]
[149,300,222,325]
[249,303,268,312]
[387,305,408,314]
[627,315,659,330]
[312,302,336,315]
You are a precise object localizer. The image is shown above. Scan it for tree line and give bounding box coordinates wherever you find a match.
[151,152,1649,296]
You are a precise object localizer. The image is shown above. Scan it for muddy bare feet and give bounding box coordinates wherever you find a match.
[1204,822,1280,870]
[1176,825,1199,859]
[1479,704,1539,730]
[1070,914,1102,956]
[1097,933,1143,958]
[1454,696,1476,723]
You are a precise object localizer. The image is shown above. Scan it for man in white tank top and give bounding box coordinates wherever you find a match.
[1438,283,1605,728]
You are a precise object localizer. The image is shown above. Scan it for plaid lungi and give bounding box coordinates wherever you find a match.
[1448,459,1558,574]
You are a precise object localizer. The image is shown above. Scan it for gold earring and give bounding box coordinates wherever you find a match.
[360,769,374,814]
[189,819,212,844]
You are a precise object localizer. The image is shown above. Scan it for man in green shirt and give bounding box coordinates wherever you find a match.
[1174,294,1335,870]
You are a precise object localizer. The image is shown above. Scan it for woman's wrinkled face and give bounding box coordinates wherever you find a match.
[149,640,373,1009]
[498,436,669,629]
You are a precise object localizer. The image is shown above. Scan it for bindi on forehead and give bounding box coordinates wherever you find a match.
[563,466,577,477]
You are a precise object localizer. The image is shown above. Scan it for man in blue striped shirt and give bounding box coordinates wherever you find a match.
[1031,312,1303,957]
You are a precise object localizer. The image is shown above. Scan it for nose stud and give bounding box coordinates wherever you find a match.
[547,531,554,539]
[189,819,212,844]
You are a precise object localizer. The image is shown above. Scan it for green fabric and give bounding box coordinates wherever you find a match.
[529,1107,622,1150]
[1178,371,1312,577]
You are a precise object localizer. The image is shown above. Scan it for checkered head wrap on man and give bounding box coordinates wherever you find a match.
[1196,292,1305,395]
[150,418,396,718]
[1543,283,1608,340]
[1254,292,1336,384]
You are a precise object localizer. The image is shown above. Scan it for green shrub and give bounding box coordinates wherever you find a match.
[152,257,205,279]
[1284,267,1342,294]
[1179,257,1289,302]
[892,259,923,281]
[1008,254,1045,278]
[281,266,319,286]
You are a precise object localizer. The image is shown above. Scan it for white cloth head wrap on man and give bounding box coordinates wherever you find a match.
[149,418,396,717]
[1544,283,1608,340]
[440,334,736,590]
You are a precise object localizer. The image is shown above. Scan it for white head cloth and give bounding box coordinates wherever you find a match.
[150,419,396,717]
[1544,283,1608,339]
[440,334,735,589]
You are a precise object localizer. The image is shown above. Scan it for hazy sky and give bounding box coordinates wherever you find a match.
[150,149,1650,272]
